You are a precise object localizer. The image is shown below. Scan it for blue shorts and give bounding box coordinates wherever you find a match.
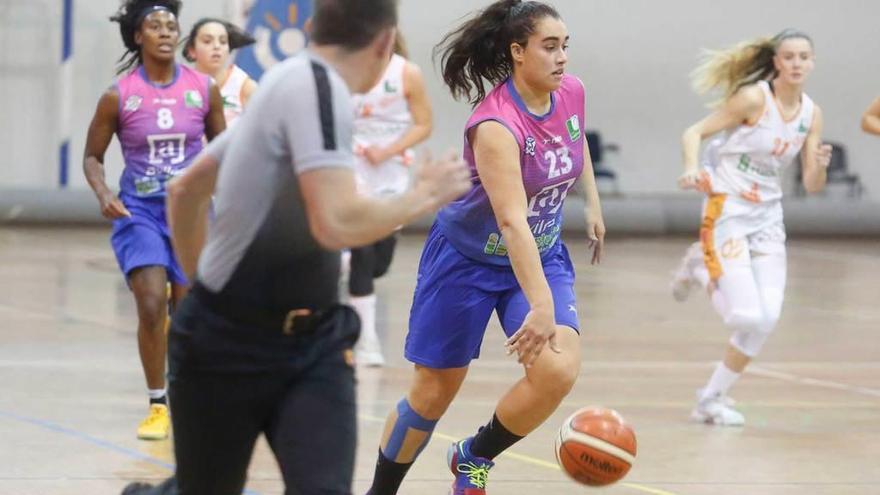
[405,224,580,369]
[110,193,187,286]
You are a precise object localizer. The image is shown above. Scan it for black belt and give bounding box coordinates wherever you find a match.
[191,282,329,336]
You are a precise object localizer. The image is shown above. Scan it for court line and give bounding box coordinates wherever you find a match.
[470,359,880,370]
[748,366,880,398]
[0,409,262,495]
[358,413,678,495]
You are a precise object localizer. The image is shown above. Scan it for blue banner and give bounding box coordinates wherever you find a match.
[234,0,311,80]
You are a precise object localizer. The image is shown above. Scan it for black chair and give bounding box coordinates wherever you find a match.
[794,141,863,198]
[586,131,621,195]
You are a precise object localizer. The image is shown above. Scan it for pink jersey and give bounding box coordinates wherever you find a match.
[115,64,211,198]
[436,75,586,265]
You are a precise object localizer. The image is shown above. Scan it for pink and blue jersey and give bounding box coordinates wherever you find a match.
[436,75,586,266]
[115,64,211,198]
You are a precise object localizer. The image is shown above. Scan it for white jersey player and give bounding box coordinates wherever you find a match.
[184,18,258,127]
[346,38,433,366]
[672,29,833,426]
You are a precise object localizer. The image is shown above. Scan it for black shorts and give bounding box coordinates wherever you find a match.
[165,293,360,495]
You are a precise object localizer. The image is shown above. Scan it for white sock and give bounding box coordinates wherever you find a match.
[350,294,381,355]
[700,362,740,401]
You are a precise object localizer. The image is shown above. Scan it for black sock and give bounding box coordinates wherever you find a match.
[149,395,167,406]
[366,449,413,495]
[469,413,524,460]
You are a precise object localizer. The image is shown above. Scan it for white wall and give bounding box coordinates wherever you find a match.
[399,0,880,196]
[2,1,878,196]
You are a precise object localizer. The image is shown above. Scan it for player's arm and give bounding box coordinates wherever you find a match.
[204,83,226,140]
[240,78,257,109]
[166,131,229,278]
[298,152,469,250]
[470,121,559,366]
[801,105,832,194]
[579,138,605,265]
[680,85,765,188]
[83,89,130,219]
[365,62,433,165]
[861,97,880,136]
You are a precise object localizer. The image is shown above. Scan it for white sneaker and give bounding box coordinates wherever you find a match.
[691,392,745,426]
[356,349,386,367]
[671,242,703,302]
[696,388,736,407]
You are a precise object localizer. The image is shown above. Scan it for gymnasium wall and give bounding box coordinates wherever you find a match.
[1,0,878,199]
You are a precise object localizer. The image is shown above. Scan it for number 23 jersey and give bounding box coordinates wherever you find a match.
[437,74,586,266]
[115,64,211,198]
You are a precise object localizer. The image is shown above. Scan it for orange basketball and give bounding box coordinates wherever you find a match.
[555,407,637,486]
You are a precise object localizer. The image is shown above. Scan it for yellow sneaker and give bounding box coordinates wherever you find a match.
[137,404,170,440]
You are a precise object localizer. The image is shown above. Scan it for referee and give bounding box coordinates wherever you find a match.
[122,0,470,493]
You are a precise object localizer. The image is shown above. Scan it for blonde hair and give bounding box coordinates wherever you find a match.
[691,29,813,106]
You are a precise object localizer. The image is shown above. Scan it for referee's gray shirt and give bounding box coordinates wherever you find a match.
[196,50,354,311]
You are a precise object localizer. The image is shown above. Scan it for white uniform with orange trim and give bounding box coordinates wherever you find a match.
[699,80,814,280]
[351,54,414,197]
[220,64,252,126]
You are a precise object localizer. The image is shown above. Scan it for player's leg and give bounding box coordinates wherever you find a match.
[692,241,767,426]
[366,228,496,495]
[446,245,581,495]
[128,265,172,439]
[350,241,384,365]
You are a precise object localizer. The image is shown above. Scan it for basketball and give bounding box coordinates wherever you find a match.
[555,407,637,486]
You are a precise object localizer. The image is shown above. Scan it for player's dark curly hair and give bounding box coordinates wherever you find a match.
[110,0,183,74]
[182,18,256,63]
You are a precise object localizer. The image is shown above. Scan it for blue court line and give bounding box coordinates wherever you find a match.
[0,409,261,495]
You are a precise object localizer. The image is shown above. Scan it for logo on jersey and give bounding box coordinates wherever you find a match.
[525,136,536,156]
[798,120,809,133]
[124,95,143,112]
[184,90,203,109]
[566,115,581,142]
[384,80,398,93]
[721,238,746,260]
[147,133,187,166]
[527,178,577,218]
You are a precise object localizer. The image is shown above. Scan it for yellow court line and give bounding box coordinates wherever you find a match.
[358,414,678,495]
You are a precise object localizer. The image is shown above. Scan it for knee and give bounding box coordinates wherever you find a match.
[728,310,779,358]
[723,309,765,334]
[725,308,779,335]
[730,328,770,358]
[408,384,456,419]
[408,369,465,419]
[137,293,168,331]
[534,359,580,400]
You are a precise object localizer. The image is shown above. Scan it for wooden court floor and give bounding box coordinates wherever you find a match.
[0,226,877,495]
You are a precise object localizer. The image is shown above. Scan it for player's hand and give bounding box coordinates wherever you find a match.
[586,208,605,265]
[410,149,471,215]
[815,143,833,168]
[363,146,389,166]
[505,307,561,367]
[98,191,131,219]
[677,169,701,190]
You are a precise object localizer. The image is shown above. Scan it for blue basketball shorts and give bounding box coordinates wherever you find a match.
[110,193,187,286]
[405,224,580,369]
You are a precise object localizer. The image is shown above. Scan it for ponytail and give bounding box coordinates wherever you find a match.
[434,0,559,105]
